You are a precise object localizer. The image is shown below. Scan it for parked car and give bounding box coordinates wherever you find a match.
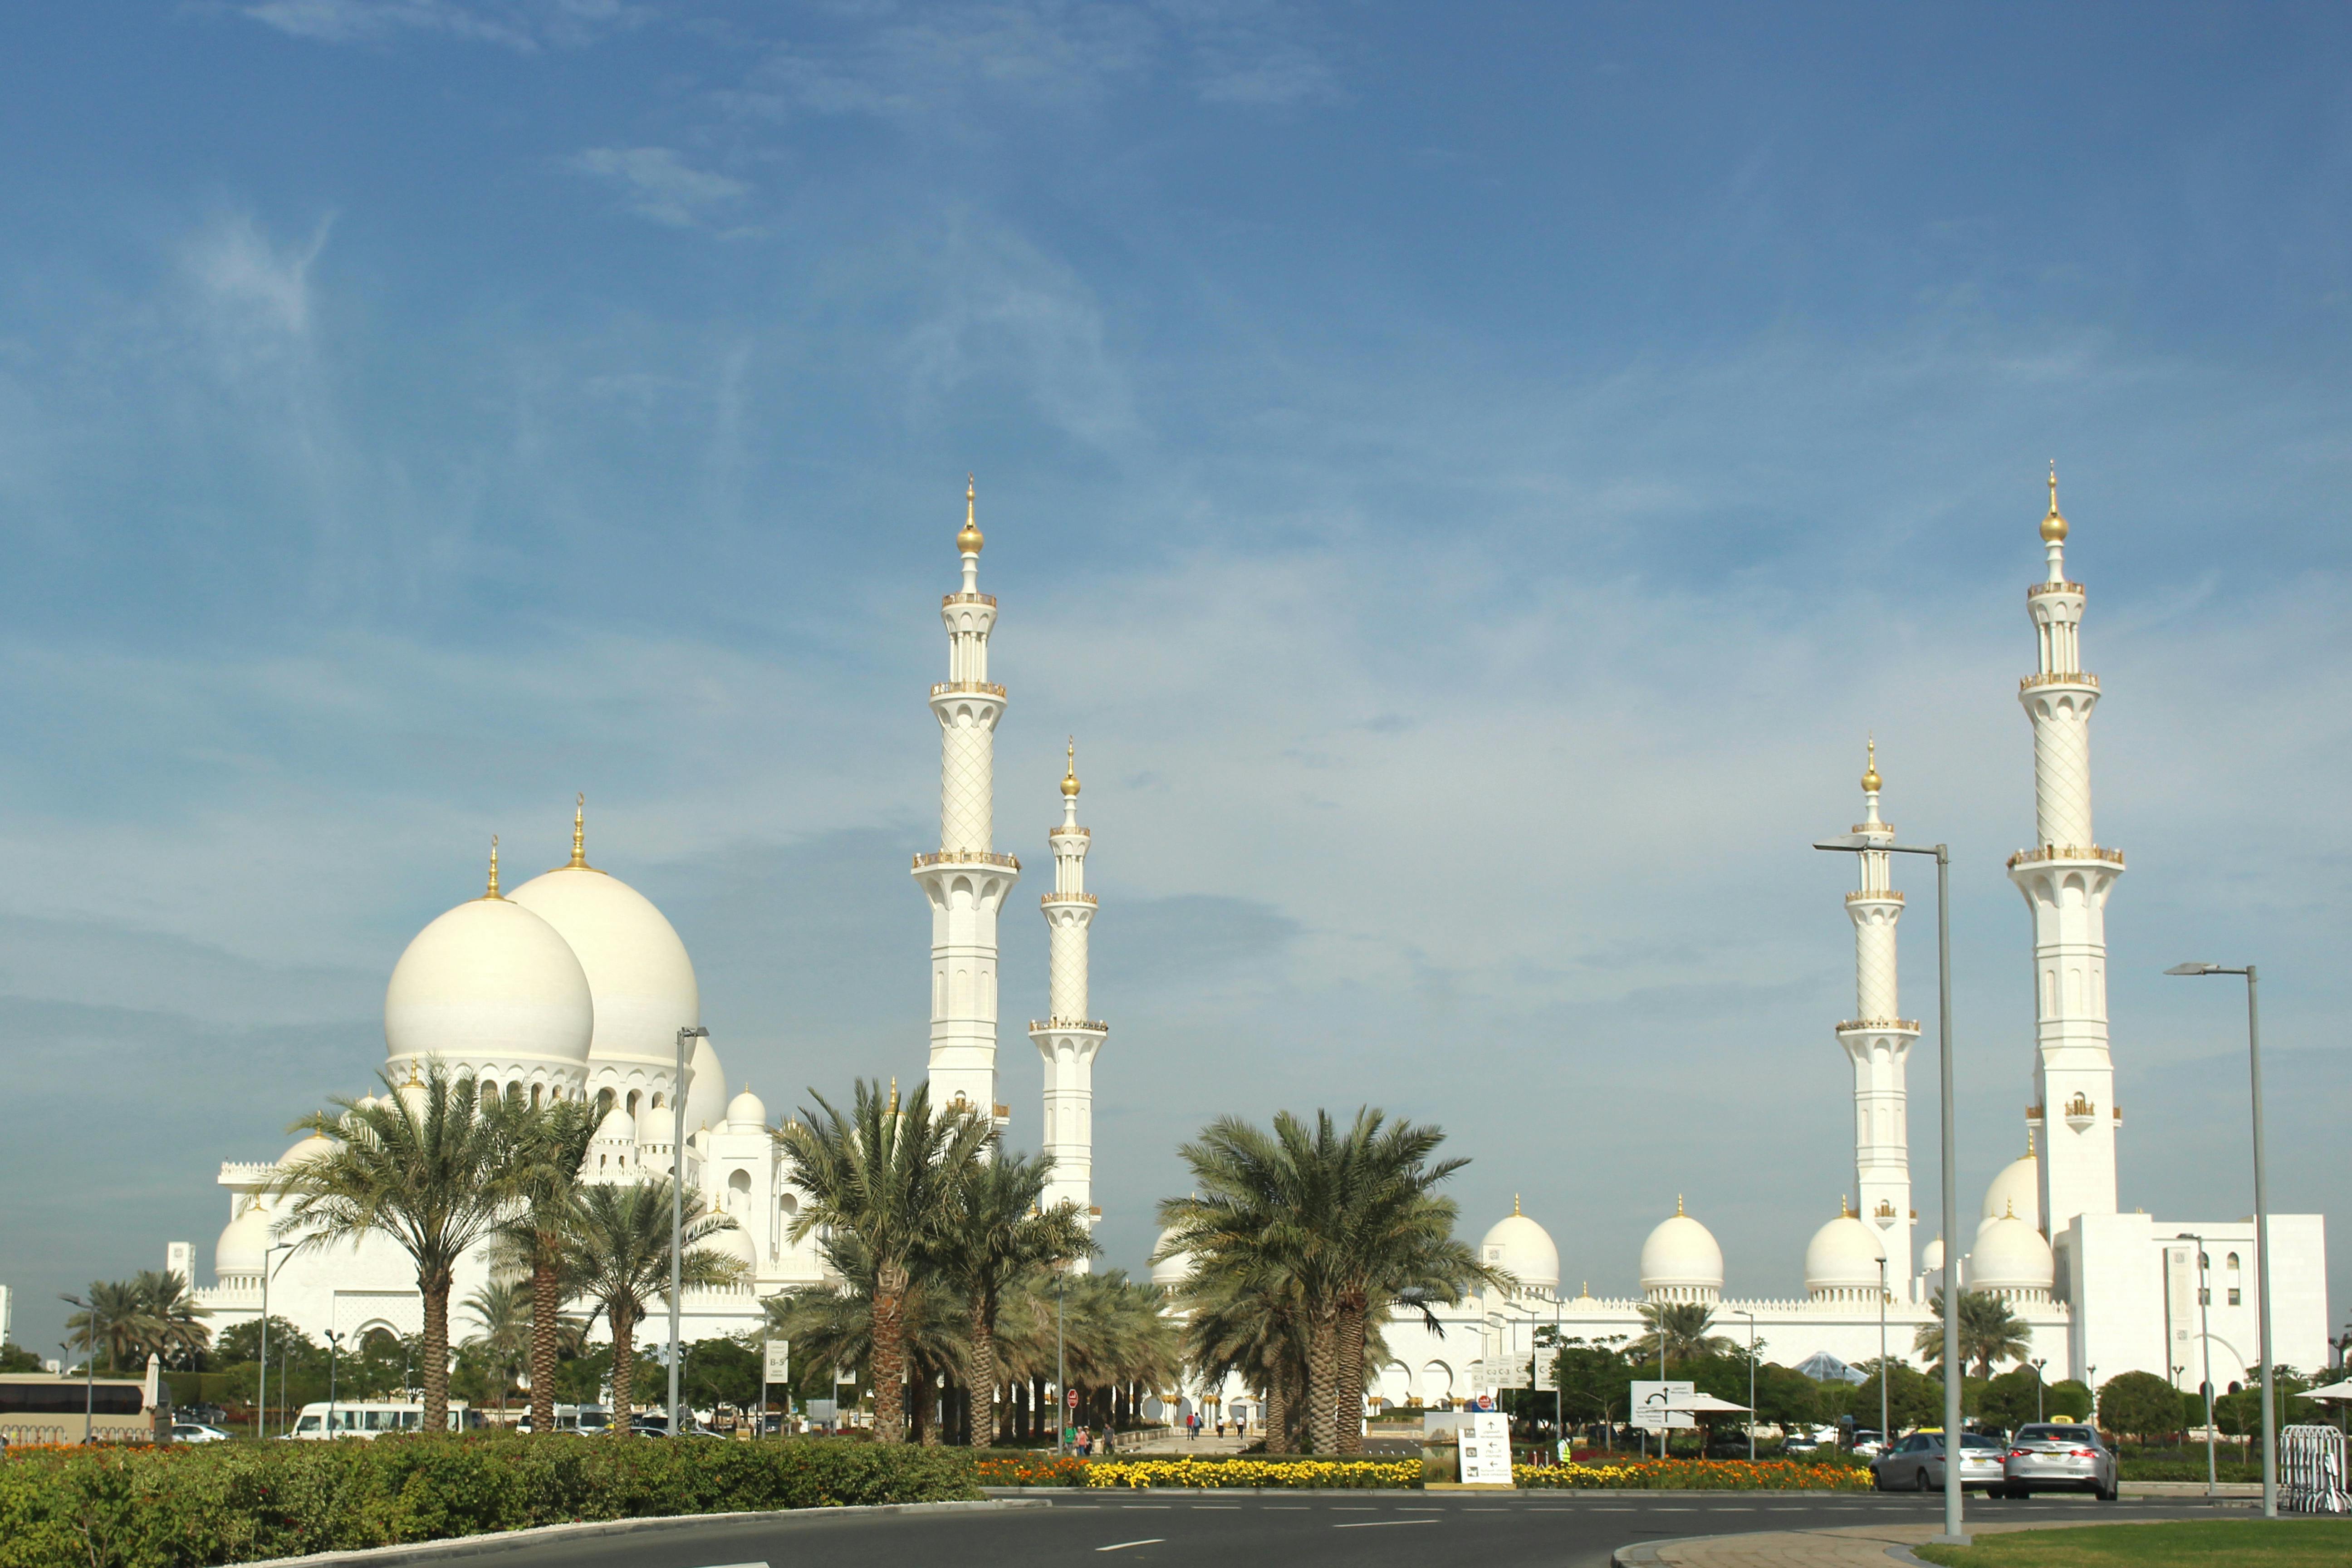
[169,1422,231,1444]
[1847,1429,1886,1458]
[1998,1422,2118,1500]
[1871,1431,2007,1492]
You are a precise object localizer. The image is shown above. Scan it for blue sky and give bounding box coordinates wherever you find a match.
[3,2,2348,1362]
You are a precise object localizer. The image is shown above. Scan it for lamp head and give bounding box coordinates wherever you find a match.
[1813,835,1875,853]
[2165,963,2218,976]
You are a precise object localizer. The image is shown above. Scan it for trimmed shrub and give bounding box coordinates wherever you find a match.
[0,1435,978,1568]
[1086,1458,1421,1489]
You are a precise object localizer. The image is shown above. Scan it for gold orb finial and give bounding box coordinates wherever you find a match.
[485,835,501,899]
[1675,1193,1685,1217]
[2040,461,2068,543]
[1861,734,1882,794]
[887,1075,900,1114]
[1513,1193,1522,1217]
[1061,736,1081,797]
[958,475,984,554]
[570,793,588,869]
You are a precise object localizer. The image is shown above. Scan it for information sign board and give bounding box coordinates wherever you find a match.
[1459,1411,1514,1485]
[1630,1380,1696,1430]
[763,1340,791,1383]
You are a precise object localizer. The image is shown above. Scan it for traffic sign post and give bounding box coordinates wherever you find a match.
[1630,1380,1695,1457]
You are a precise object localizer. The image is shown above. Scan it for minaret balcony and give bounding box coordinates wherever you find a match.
[931,681,1007,698]
[1837,1017,1920,1035]
[2019,671,2097,691]
[1845,889,1904,904]
[941,592,997,608]
[2005,844,2124,869]
[1049,824,1091,840]
[1029,1016,1109,1035]
[913,849,1021,871]
[2026,580,2085,599]
[1042,891,1098,907]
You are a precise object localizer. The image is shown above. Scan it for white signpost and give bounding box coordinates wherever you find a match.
[1630,1380,1697,1431]
[764,1340,792,1384]
[1459,1410,1514,1486]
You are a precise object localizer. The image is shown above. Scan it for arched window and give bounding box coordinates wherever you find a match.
[627,1089,642,1118]
[530,1083,543,1109]
[2226,1252,2241,1272]
[597,1088,616,1119]
[728,1168,751,1199]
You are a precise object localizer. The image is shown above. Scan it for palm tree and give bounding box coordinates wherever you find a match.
[935,1145,1094,1443]
[1916,1289,2032,1379]
[61,1280,147,1373]
[764,1241,973,1442]
[462,1278,533,1413]
[483,1092,598,1434]
[558,1177,741,1431]
[1160,1108,1496,1455]
[1175,1259,1311,1450]
[269,1063,510,1432]
[131,1271,212,1370]
[774,1079,991,1443]
[1635,1302,1736,1363]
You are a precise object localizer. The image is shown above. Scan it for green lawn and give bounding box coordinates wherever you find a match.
[1913,1519,2352,1568]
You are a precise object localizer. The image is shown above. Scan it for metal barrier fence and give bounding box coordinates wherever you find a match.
[2282,1425,2350,1514]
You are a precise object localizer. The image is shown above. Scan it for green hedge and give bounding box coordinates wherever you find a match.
[0,1435,979,1568]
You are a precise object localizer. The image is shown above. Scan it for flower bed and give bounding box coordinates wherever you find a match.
[0,1435,979,1568]
[1519,1458,1872,1490]
[1085,1458,1421,1489]
[972,1453,1092,1487]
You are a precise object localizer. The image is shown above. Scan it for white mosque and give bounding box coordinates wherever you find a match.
[1156,475,2331,1422]
[179,475,2328,1421]
[184,480,1108,1350]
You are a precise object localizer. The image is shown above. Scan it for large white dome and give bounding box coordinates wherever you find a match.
[1979,1153,2041,1236]
[1803,1213,1886,1295]
[506,862,699,1072]
[1969,1211,2055,1295]
[1640,1201,1724,1301]
[1150,1225,1195,1288]
[214,1199,274,1279]
[1479,1202,1560,1297]
[725,1084,769,1132]
[279,1132,338,1168]
[1922,1235,1946,1274]
[384,894,594,1073]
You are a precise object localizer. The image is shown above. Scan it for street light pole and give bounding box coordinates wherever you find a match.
[1818,834,1964,1546]
[2175,1233,2220,1498]
[1055,1267,1068,1456]
[671,1025,708,1440]
[1878,1258,1890,1448]
[1733,1310,1757,1461]
[2166,964,2275,1519]
[324,1329,344,1437]
[2031,1357,2046,1424]
[255,1243,294,1439]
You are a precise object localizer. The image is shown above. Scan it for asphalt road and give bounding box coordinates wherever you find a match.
[340,1491,2250,1568]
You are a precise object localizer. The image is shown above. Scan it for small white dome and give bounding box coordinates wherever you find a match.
[1922,1235,1946,1273]
[1969,1212,2055,1293]
[706,1217,760,1274]
[1640,1202,1724,1299]
[593,1105,637,1144]
[214,1200,274,1278]
[384,895,594,1071]
[725,1084,768,1132]
[1803,1214,1886,1294]
[1151,1225,1195,1288]
[506,864,699,1072]
[1479,1203,1560,1296]
[1980,1153,2041,1235]
[279,1132,337,1168]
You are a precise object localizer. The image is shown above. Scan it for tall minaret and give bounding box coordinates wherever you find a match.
[1031,740,1107,1264]
[2009,466,2122,1231]
[1837,738,1919,1276]
[915,478,1019,1130]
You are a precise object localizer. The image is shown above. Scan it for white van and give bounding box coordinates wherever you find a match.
[285,1401,485,1439]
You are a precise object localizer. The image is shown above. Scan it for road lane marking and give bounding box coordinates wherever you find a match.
[1334,1519,1436,1529]
[1097,1540,1164,1553]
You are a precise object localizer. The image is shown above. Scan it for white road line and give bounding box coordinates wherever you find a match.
[1334,1519,1437,1529]
[1119,1505,1173,1509]
[1096,1540,1164,1553]
[691,1562,770,1568]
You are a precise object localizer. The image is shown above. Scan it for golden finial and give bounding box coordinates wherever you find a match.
[485,836,501,899]
[1675,1194,1685,1217]
[1061,736,1081,797]
[887,1075,899,1113]
[1513,1193,1522,1217]
[957,475,984,554]
[570,794,588,869]
[2041,461,2068,543]
[1860,734,1881,794]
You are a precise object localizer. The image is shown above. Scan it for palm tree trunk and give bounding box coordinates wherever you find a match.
[1304,1311,1340,1455]
[529,1245,560,1434]
[870,1261,908,1444]
[609,1304,637,1436]
[1264,1373,1292,1454]
[968,1293,1000,1448]
[420,1265,454,1435]
[1333,1297,1367,1455]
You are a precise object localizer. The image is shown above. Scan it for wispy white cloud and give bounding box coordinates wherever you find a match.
[180,211,331,343]
[237,0,647,51]
[570,146,753,228]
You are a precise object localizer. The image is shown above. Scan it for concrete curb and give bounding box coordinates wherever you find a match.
[235,1497,1049,1568]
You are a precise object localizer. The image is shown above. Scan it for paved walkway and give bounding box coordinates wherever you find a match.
[1615,1518,2143,1567]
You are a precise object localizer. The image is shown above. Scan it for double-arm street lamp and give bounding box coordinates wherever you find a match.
[2163,963,2275,1519]
[671,1025,710,1440]
[1816,833,1964,1547]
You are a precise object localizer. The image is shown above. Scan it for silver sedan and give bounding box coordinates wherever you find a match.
[1998,1423,2118,1499]
[1870,1431,2009,1491]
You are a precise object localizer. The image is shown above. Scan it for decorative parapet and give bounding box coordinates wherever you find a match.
[1041,891,1098,906]
[2006,844,2125,869]
[941,592,997,608]
[2020,671,2099,690]
[1845,889,1905,904]
[1837,1017,1921,1034]
[1029,1016,1109,1034]
[218,1161,278,1186]
[931,681,1007,698]
[913,849,1021,871]
[1049,825,1091,839]
[2026,581,2085,599]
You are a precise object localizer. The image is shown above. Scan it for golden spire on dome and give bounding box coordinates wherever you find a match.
[485,836,501,899]
[2041,461,2068,543]
[1513,1193,1522,1217]
[1861,734,1881,794]
[1062,737,1081,798]
[888,1076,900,1114]
[957,475,984,554]
[2005,1198,2017,1219]
[1675,1193,1685,1217]
[570,794,588,869]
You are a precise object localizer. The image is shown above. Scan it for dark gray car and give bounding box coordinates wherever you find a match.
[1998,1422,2118,1499]
[1870,1431,2008,1491]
